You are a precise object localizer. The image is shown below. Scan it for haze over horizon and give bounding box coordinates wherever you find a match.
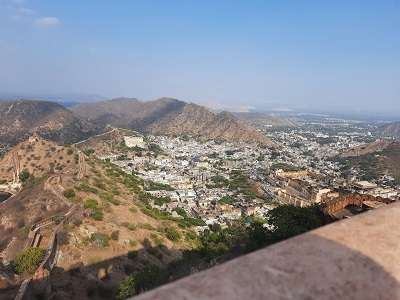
[0,0,399,116]
[1,2,400,298]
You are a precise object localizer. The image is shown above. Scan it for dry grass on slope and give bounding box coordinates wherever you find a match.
[56,155,198,271]
[0,136,199,300]
[0,134,79,182]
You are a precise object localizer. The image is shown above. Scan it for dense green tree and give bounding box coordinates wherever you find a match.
[246,218,271,251]
[267,205,325,241]
[134,265,169,293]
[199,205,326,259]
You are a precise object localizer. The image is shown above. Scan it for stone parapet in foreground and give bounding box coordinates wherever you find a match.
[133,203,400,300]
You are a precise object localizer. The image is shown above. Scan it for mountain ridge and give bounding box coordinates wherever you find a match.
[72,98,274,146]
[0,98,274,146]
[0,100,98,145]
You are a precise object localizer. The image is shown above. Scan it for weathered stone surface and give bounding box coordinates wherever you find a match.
[133,203,400,300]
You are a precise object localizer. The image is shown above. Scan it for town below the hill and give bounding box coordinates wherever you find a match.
[98,116,400,227]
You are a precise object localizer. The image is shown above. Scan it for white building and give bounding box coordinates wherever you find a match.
[124,136,145,148]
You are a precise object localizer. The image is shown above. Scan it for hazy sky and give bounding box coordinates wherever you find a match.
[0,0,399,115]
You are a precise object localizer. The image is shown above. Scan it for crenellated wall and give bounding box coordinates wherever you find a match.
[321,194,392,216]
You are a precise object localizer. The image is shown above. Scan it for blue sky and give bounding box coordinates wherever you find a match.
[0,0,399,116]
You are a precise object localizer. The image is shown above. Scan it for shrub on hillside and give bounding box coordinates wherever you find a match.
[116,275,136,300]
[19,169,30,183]
[100,192,121,205]
[164,227,181,241]
[90,233,110,248]
[91,209,104,221]
[84,199,104,221]
[63,189,76,199]
[84,198,98,210]
[13,247,46,274]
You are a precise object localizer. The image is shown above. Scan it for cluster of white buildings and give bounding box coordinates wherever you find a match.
[108,120,400,228]
[111,135,276,228]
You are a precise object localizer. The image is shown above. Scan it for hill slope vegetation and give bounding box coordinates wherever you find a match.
[0,136,198,299]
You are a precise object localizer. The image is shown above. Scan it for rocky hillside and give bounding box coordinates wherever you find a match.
[0,136,198,299]
[0,136,81,262]
[337,140,400,183]
[378,121,400,138]
[72,98,184,128]
[0,134,79,182]
[340,140,393,158]
[0,100,98,145]
[72,98,274,146]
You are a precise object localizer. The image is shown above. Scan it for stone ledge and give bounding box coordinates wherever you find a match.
[133,203,400,300]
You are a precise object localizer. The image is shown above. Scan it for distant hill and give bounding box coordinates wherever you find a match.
[72,98,274,146]
[234,112,298,128]
[0,98,274,146]
[378,121,400,138]
[337,140,400,183]
[0,92,104,104]
[0,100,98,145]
[340,140,392,158]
